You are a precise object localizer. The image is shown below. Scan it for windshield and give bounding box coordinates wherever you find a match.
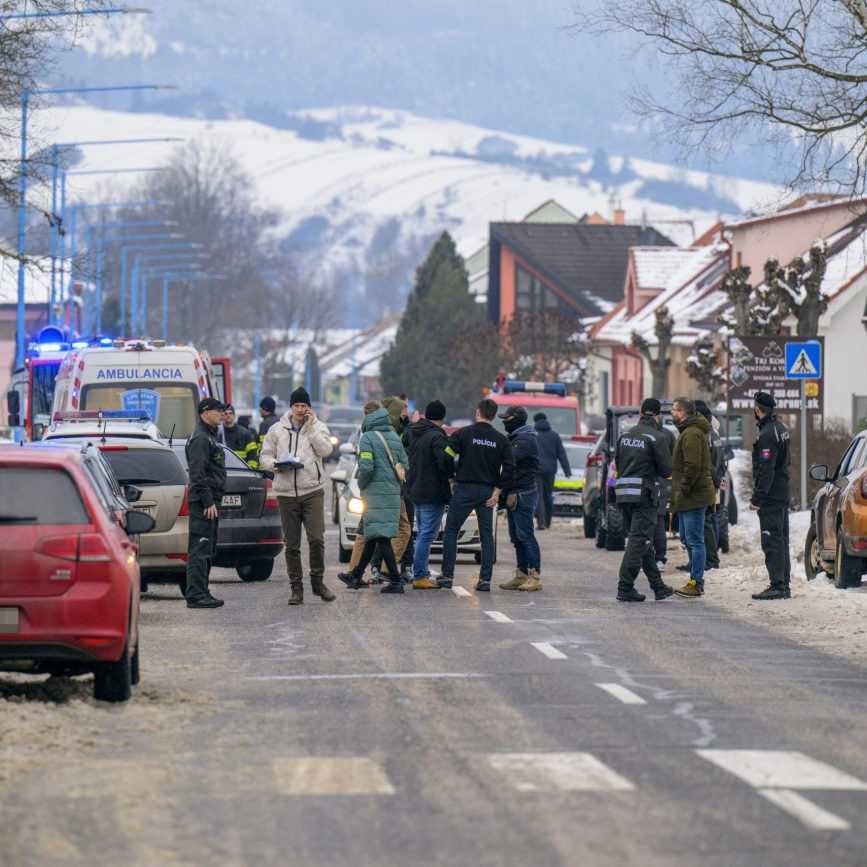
[493,406,578,437]
[615,412,678,441]
[100,447,187,487]
[80,383,198,438]
[31,361,61,424]
[562,442,593,475]
[0,466,88,524]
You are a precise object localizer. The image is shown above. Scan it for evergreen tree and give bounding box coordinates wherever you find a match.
[380,232,500,416]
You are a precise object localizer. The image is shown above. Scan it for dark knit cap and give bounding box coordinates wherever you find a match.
[694,399,712,421]
[755,391,776,410]
[533,412,547,422]
[425,400,446,421]
[290,387,312,407]
[641,398,662,415]
[259,396,276,413]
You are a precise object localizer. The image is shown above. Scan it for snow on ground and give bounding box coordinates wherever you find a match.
[681,451,867,665]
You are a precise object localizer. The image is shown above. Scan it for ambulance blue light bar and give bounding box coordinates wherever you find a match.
[503,380,567,397]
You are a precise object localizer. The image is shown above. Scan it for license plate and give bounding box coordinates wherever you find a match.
[0,608,19,633]
[221,495,242,508]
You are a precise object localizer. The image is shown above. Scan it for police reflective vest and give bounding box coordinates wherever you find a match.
[613,418,673,505]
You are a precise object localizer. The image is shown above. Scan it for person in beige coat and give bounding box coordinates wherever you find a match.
[259,387,335,605]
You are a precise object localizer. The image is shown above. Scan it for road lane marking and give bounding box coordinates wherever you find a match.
[273,757,395,795]
[248,672,488,682]
[485,611,512,623]
[595,683,647,705]
[758,789,851,831]
[531,642,568,660]
[452,586,472,598]
[696,750,867,790]
[488,753,635,792]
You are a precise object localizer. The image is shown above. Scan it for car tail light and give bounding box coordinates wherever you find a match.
[264,479,279,512]
[167,553,189,562]
[37,534,79,561]
[178,485,190,517]
[78,533,111,562]
[587,453,604,467]
[98,445,129,451]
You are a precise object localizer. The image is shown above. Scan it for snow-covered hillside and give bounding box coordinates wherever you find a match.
[26,104,783,318]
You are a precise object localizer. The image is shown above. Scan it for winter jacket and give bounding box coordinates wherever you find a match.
[223,423,258,468]
[448,421,515,491]
[406,418,454,505]
[381,395,409,439]
[655,420,676,515]
[751,414,791,507]
[670,414,716,513]
[259,411,334,498]
[505,424,540,494]
[614,417,672,507]
[534,419,571,477]
[185,420,226,509]
[356,408,408,539]
[258,413,279,443]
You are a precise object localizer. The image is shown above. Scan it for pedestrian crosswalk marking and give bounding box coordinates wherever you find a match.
[487,753,635,792]
[758,788,851,831]
[452,586,472,598]
[696,750,867,790]
[484,610,512,623]
[595,683,646,705]
[272,757,395,796]
[531,641,568,660]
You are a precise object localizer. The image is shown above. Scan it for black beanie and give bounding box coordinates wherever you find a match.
[641,398,662,415]
[425,400,446,421]
[259,396,276,413]
[694,399,712,421]
[290,387,311,407]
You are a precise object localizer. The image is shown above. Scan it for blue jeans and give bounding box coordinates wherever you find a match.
[678,507,706,586]
[507,489,541,572]
[412,503,446,579]
[442,483,495,581]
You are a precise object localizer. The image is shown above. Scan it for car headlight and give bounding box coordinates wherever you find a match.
[348,497,365,515]
[330,435,339,446]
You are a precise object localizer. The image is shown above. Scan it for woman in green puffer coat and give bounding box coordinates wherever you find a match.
[339,407,408,594]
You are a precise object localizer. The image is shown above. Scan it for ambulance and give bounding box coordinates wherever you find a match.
[490,381,582,436]
[51,339,232,439]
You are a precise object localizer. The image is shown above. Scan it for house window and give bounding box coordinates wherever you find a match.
[515,264,567,314]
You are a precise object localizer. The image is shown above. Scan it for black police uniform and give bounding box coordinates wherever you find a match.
[615,417,673,596]
[751,412,791,590]
[653,421,675,563]
[185,419,227,601]
[703,423,725,569]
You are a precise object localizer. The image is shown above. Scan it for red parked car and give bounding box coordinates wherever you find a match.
[0,445,154,702]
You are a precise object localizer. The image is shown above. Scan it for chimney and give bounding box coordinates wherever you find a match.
[613,206,625,226]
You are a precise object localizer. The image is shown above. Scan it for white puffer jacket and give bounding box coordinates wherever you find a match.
[259,412,334,498]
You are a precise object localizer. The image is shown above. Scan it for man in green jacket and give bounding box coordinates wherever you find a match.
[670,397,716,598]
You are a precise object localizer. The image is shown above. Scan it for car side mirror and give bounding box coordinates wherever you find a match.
[339,442,356,456]
[331,469,348,485]
[809,464,829,482]
[124,484,143,504]
[125,510,155,536]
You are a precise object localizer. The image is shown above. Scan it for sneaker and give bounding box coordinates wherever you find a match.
[518,570,542,592]
[413,577,440,590]
[369,567,384,585]
[675,579,704,598]
[436,577,453,589]
[499,569,529,590]
[186,596,224,609]
[616,588,646,602]
[400,566,414,584]
[380,581,405,594]
[751,585,791,600]
[653,585,674,601]
[656,561,666,572]
[475,580,491,592]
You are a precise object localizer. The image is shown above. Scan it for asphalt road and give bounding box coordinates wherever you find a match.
[5,511,867,867]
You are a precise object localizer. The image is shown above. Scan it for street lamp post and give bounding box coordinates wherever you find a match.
[140,271,225,340]
[15,82,174,367]
[131,251,206,333]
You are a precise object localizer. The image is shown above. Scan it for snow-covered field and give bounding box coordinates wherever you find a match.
[692,452,867,665]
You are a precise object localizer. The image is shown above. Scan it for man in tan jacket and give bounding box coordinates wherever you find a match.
[260,387,336,605]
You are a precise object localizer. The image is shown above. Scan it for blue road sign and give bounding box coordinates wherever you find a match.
[785,341,822,380]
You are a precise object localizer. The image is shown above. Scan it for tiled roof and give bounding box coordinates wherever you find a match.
[632,247,705,291]
[491,222,674,316]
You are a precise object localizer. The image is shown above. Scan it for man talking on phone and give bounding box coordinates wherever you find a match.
[260,387,336,605]
[185,397,228,609]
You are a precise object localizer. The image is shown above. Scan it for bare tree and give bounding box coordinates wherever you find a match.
[631,305,674,397]
[686,333,726,402]
[720,263,786,335]
[579,0,867,195]
[765,242,830,337]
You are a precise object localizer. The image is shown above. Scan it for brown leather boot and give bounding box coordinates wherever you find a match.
[288,579,304,605]
[311,576,336,602]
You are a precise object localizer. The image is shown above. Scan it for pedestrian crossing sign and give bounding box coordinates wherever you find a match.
[785,341,822,380]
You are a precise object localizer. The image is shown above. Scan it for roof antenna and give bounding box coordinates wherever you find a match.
[100,417,108,445]
[168,423,176,448]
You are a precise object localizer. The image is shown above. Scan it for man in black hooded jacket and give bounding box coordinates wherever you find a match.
[405,400,454,589]
[533,412,571,530]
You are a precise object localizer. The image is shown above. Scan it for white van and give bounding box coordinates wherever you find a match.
[52,340,228,439]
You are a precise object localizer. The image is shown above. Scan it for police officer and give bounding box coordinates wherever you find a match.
[185,397,227,609]
[614,398,675,602]
[750,391,792,600]
[222,404,259,467]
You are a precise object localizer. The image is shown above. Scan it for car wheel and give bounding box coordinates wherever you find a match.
[93,641,132,703]
[716,511,730,554]
[131,639,141,686]
[237,559,275,581]
[728,490,738,526]
[605,504,625,551]
[595,524,607,548]
[583,507,597,539]
[834,531,862,589]
[805,524,822,581]
[338,544,352,564]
